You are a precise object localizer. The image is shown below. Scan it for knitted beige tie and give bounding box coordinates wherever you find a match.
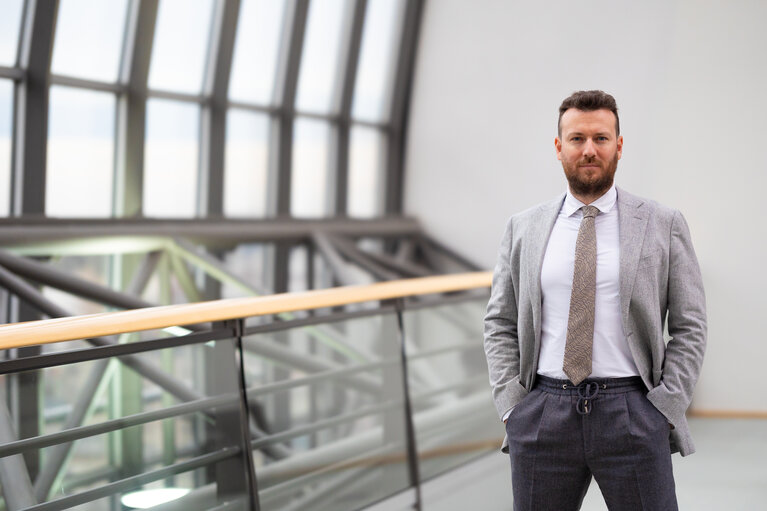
[563,205,599,385]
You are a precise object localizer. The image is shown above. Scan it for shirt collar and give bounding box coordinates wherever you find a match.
[562,185,617,217]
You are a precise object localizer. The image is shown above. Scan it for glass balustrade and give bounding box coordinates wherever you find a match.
[0,290,494,511]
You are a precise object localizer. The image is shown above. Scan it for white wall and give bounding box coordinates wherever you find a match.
[404,0,767,412]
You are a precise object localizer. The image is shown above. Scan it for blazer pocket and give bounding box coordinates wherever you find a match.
[637,248,663,269]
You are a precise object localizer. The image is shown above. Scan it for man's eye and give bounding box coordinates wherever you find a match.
[597,136,608,141]
[571,137,582,142]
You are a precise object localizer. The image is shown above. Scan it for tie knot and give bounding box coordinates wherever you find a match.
[581,205,599,219]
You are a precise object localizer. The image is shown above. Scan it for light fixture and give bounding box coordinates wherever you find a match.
[121,488,190,509]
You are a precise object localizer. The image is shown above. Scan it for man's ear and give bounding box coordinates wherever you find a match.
[555,137,563,161]
[616,135,623,159]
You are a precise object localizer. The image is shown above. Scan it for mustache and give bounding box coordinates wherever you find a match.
[578,158,602,167]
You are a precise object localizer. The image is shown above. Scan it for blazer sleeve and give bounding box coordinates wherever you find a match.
[484,217,528,418]
[647,210,707,427]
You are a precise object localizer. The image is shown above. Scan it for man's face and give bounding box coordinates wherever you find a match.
[555,108,623,199]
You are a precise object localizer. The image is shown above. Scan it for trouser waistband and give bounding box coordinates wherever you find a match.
[534,375,645,415]
[534,374,645,395]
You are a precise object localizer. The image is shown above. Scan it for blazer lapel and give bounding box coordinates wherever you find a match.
[526,194,565,352]
[617,187,650,325]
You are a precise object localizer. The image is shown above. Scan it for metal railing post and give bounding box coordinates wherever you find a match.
[394,298,422,510]
[207,320,258,509]
[232,319,261,511]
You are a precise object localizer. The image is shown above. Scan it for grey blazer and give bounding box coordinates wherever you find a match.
[484,187,706,456]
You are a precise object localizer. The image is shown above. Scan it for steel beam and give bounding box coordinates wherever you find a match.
[125,250,162,297]
[421,234,481,271]
[0,249,160,311]
[328,234,400,281]
[355,245,432,278]
[416,238,451,274]
[311,232,359,286]
[168,250,203,302]
[170,238,268,296]
[0,217,422,245]
[395,237,417,262]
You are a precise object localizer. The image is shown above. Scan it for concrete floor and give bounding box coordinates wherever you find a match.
[368,417,767,510]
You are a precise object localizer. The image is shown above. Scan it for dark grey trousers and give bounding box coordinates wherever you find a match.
[506,375,678,511]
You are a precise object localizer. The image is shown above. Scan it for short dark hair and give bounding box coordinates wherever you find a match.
[558,90,619,137]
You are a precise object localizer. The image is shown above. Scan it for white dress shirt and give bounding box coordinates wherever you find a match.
[537,185,639,379]
[503,186,638,422]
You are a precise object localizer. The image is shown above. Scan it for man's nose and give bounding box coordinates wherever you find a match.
[583,139,597,157]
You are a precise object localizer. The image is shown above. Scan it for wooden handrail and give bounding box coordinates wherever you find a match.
[0,271,493,351]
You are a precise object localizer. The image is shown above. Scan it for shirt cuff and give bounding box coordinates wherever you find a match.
[502,407,514,422]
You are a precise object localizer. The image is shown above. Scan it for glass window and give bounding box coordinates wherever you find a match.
[144,99,199,218]
[0,0,24,66]
[0,80,11,216]
[348,126,384,218]
[295,0,351,114]
[148,0,215,93]
[52,0,130,82]
[228,0,287,105]
[291,118,331,218]
[352,0,405,122]
[224,109,269,217]
[46,86,115,217]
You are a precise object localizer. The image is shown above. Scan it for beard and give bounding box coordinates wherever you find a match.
[563,152,619,198]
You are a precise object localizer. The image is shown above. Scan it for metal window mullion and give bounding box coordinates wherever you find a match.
[0,66,24,80]
[272,0,309,219]
[334,0,368,217]
[13,0,58,217]
[227,99,276,114]
[146,89,205,103]
[114,0,157,218]
[199,0,240,218]
[49,74,125,94]
[384,0,424,215]
[271,0,310,294]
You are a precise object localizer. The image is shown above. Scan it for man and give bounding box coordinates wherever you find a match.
[483,90,706,510]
